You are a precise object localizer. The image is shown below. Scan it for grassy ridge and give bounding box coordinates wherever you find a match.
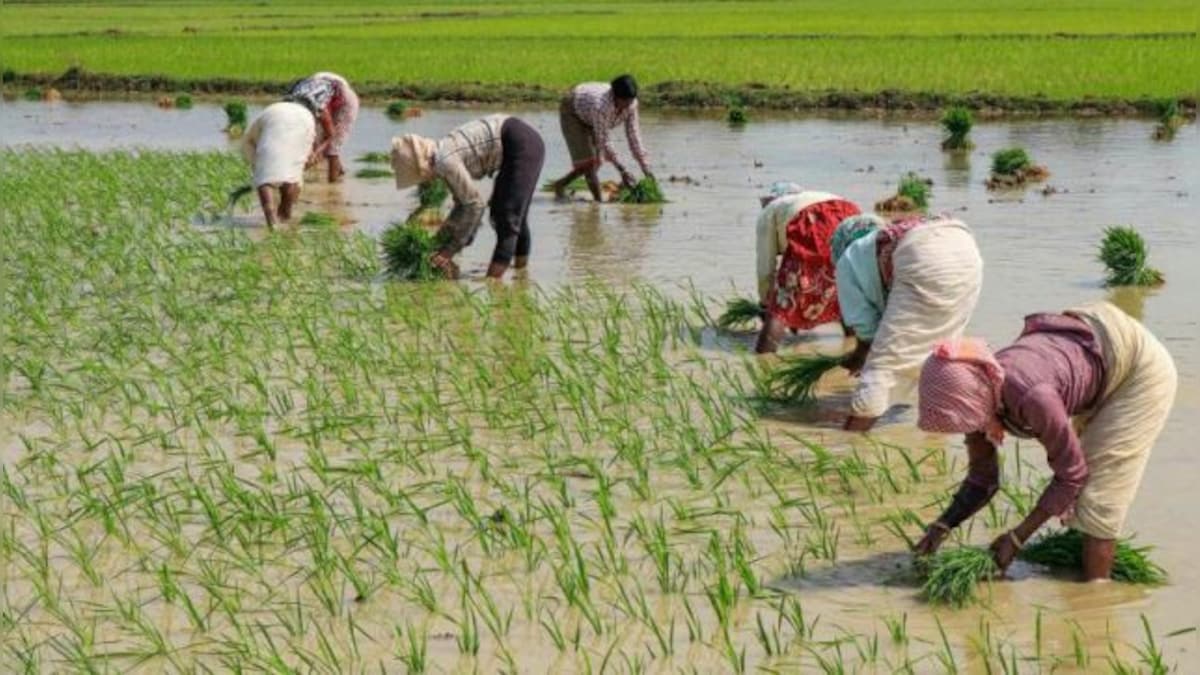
[0,0,1196,107]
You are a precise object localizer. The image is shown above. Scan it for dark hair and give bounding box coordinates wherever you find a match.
[611,74,638,100]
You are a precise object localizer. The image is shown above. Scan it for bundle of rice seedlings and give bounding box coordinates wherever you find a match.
[940,105,974,150]
[898,172,932,209]
[356,151,390,164]
[381,222,448,281]
[918,547,999,607]
[385,100,408,119]
[1152,98,1184,140]
[298,211,338,227]
[174,94,193,110]
[715,297,762,329]
[23,87,42,101]
[987,147,1049,189]
[616,177,666,204]
[417,178,449,211]
[727,105,748,125]
[1099,225,1164,287]
[1017,530,1166,584]
[764,352,844,404]
[355,168,393,179]
[224,100,247,134]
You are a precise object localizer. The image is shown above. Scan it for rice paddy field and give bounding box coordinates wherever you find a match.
[0,0,1198,107]
[1,94,1198,672]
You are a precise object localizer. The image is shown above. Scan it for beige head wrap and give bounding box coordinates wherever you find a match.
[390,135,438,189]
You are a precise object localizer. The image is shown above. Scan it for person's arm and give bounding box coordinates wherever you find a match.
[309,108,335,164]
[433,158,486,258]
[834,254,883,365]
[914,432,1000,554]
[990,386,1088,570]
[625,103,651,177]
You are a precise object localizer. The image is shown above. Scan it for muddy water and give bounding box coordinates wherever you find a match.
[3,98,1198,664]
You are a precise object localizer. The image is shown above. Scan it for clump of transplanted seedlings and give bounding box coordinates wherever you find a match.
[1018,530,1166,584]
[1098,225,1164,287]
[298,211,338,227]
[355,167,393,179]
[940,105,974,150]
[356,151,391,164]
[875,172,931,213]
[617,176,667,204]
[23,87,42,101]
[918,547,999,607]
[174,93,194,109]
[727,104,748,125]
[1152,98,1185,140]
[224,100,248,135]
[716,296,762,329]
[986,147,1049,189]
[381,222,449,280]
[763,352,844,404]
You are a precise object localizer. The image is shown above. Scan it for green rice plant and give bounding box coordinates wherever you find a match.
[298,211,338,227]
[417,178,449,211]
[223,100,247,133]
[763,352,844,404]
[23,87,41,100]
[1098,225,1164,287]
[918,546,998,607]
[380,221,448,280]
[617,177,666,204]
[356,151,390,164]
[715,296,762,329]
[991,147,1032,176]
[727,105,748,125]
[940,105,974,150]
[385,100,409,118]
[1017,529,1166,584]
[1152,98,1185,139]
[897,172,931,209]
[173,93,193,109]
[354,167,393,179]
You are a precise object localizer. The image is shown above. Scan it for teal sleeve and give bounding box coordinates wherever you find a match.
[836,250,882,340]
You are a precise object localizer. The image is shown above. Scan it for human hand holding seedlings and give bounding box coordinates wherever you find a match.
[914,521,951,556]
[430,250,459,279]
[990,531,1022,572]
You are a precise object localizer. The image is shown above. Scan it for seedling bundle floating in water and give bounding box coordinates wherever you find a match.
[940,105,974,150]
[1099,225,1164,287]
[355,167,394,179]
[224,100,247,135]
[763,352,844,404]
[986,147,1049,189]
[617,177,667,204]
[381,222,449,281]
[356,151,390,164]
[875,172,931,213]
[716,297,762,329]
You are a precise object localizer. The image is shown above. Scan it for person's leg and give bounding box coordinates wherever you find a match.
[584,166,602,202]
[326,155,344,183]
[1081,536,1117,581]
[514,219,532,270]
[554,98,599,200]
[278,183,300,221]
[489,119,544,278]
[257,185,277,228]
[755,314,786,354]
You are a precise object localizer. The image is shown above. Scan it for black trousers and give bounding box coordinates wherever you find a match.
[489,117,545,265]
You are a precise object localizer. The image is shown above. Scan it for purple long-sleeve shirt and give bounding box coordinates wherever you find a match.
[973,313,1106,517]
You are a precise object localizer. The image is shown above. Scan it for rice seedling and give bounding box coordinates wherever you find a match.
[1098,225,1164,287]
[762,352,844,404]
[174,93,193,109]
[940,105,974,150]
[1152,98,1184,140]
[354,167,394,179]
[917,546,998,607]
[23,87,41,100]
[380,221,448,280]
[298,211,338,227]
[727,105,748,125]
[356,151,391,164]
[715,296,762,329]
[386,100,409,118]
[876,172,931,213]
[987,146,1049,189]
[1017,529,1166,584]
[616,177,666,204]
[223,100,247,134]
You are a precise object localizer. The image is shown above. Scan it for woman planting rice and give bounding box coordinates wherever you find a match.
[390,114,546,279]
[284,72,359,182]
[835,215,983,430]
[548,75,655,202]
[913,302,1177,580]
[241,101,316,228]
[754,183,865,353]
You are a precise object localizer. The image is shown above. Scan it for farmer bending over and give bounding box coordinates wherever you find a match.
[241,101,316,228]
[390,114,546,279]
[913,302,1176,580]
[753,182,865,353]
[284,72,359,182]
[548,75,654,202]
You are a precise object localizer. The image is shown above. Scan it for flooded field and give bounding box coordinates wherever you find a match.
[1,98,1198,671]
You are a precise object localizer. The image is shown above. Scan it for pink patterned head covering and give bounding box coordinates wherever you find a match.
[918,338,1007,445]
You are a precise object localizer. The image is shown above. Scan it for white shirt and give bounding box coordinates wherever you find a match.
[755,191,840,302]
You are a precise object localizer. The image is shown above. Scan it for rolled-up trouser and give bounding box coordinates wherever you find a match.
[489,117,545,265]
[1066,301,1177,539]
[851,221,983,417]
[559,95,597,169]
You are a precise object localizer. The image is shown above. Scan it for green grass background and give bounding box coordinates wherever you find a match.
[1,1,1197,101]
